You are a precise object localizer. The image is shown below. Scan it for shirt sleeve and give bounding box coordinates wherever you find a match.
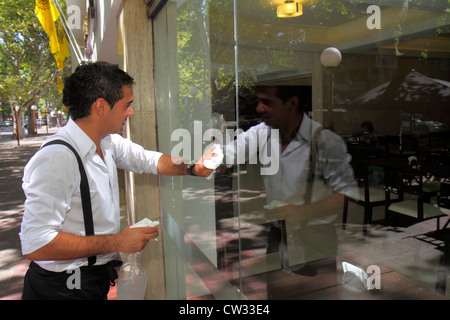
[317,130,357,195]
[20,146,79,255]
[224,123,267,166]
[109,134,163,174]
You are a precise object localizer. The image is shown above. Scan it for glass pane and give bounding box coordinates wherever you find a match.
[154,0,241,300]
[154,0,450,300]
[233,0,450,300]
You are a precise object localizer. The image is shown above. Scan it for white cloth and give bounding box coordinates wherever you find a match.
[130,218,160,228]
[203,143,224,170]
[20,118,162,272]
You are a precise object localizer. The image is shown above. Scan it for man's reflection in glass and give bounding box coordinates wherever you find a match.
[224,85,356,279]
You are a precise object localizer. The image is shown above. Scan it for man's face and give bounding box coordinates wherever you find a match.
[256,86,290,129]
[104,85,134,134]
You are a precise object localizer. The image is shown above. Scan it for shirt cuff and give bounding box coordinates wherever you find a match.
[19,229,58,255]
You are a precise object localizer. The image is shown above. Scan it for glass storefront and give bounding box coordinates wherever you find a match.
[153,0,450,299]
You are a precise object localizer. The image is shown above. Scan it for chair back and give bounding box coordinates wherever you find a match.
[384,168,401,189]
[438,182,450,209]
[385,135,418,157]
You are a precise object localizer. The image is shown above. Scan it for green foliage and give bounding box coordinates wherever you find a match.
[0,0,69,123]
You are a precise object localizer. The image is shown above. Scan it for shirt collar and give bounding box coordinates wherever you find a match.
[297,113,312,142]
[297,113,322,143]
[64,118,97,158]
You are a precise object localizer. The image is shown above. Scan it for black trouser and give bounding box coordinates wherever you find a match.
[22,261,121,300]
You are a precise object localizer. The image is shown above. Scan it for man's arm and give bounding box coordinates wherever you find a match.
[265,193,344,226]
[157,146,216,177]
[25,226,158,262]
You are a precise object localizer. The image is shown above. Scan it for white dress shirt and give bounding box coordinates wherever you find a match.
[20,118,162,272]
[225,114,356,221]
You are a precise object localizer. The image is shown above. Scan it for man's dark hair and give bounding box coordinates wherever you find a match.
[62,61,135,120]
[361,120,374,132]
[256,85,312,113]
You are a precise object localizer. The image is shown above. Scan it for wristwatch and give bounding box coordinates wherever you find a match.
[186,160,197,176]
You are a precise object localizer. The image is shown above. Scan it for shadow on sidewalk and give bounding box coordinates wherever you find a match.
[0,134,51,299]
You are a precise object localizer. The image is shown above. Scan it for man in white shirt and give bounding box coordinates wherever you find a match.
[224,85,356,274]
[20,61,214,299]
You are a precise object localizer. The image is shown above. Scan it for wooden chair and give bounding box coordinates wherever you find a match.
[385,169,445,229]
[437,181,450,229]
[385,135,419,158]
[419,160,444,203]
[342,162,399,235]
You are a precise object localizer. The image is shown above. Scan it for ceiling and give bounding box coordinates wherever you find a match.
[207,0,450,58]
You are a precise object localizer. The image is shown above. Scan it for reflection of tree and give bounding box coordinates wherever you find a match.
[177,0,218,124]
[177,0,258,125]
[308,0,357,21]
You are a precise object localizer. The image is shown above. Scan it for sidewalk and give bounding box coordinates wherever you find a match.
[0,126,59,300]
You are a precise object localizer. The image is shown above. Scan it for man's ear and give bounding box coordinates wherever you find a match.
[93,98,107,117]
[287,95,299,111]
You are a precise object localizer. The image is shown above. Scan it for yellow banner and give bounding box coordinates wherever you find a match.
[35,0,60,53]
[57,75,64,93]
[35,0,70,70]
[35,0,60,31]
[54,21,70,70]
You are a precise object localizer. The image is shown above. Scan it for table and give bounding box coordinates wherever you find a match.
[254,252,448,300]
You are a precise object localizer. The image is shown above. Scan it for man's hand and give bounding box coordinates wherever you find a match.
[191,145,221,177]
[265,204,304,226]
[117,226,159,253]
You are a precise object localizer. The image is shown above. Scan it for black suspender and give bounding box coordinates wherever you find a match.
[41,139,96,266]
[304,125,323,205]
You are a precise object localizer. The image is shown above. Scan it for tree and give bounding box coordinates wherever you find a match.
[0,0,69,139]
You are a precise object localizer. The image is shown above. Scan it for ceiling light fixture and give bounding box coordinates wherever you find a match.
[277,1,303,18]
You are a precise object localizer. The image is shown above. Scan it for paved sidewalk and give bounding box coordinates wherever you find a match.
[0,127,60,300]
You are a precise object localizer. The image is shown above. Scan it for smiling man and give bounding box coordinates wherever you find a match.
[19,61,214,300]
